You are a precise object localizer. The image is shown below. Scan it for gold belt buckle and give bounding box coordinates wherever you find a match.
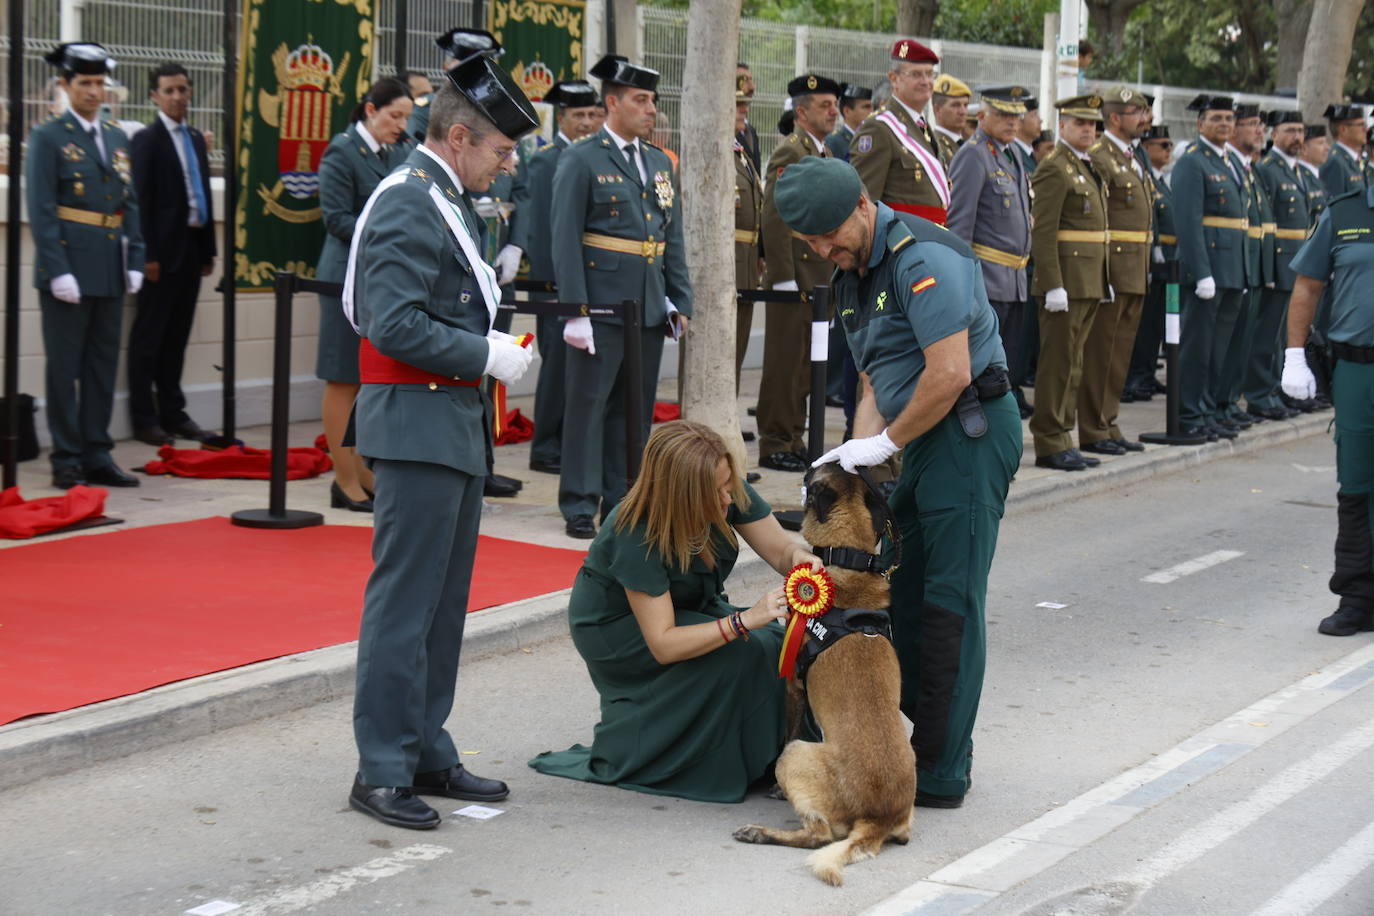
[641,239,655,258]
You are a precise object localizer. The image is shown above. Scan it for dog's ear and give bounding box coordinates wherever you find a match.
[804,479,838,525]
[862,483,891,546]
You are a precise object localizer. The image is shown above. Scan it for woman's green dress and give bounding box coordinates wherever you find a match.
[529,483,787,803]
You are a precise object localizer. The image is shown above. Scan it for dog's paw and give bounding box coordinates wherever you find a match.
[766,782,787,801]
[733,824,770,844]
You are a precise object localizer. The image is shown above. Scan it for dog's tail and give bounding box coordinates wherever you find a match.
[806,819,889,887]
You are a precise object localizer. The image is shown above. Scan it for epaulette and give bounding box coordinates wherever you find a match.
[1089,138,1106,152]
[787,134,800,145]
[571,134,594,145]
[1328,188,1364,206]
[415,95,431,108]
[642,138,663,151]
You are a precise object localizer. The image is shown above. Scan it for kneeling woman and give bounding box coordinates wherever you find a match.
[530,421,821,803]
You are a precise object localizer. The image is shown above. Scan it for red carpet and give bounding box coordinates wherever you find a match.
[0,518,586,725]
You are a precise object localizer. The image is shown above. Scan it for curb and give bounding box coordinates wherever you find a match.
[0,412,1331,791]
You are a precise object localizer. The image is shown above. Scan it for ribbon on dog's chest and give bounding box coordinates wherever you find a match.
[778,564,835,679]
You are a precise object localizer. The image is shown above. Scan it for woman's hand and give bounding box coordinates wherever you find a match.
[741,586,789,632]
[789,544,824,573]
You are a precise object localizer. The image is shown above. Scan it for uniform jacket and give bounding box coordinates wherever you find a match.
[473,169,524,265]
[405,92,433,144]
[130,114,215,275]
[1029,142,1109,300]
[509,134,567,282]
[27,111,145,297]
[1170,139,1248,289]
[550,128,692,326]
[850,102,946,210]
[738,121,761,174]
[1320,143,1367,198]
[1256,151,1312,291]
[760,129,833,289]
[1234,153,1271,288]
[350,147,495,476]
[316,123,406,284]
[734,140,764,290]
[1301,164,1329,222]
[946,126,1031,302]
[933,127,961,169]
[1089,133,1154,295]
[825,123,855,161]
[1148,166,1177,267]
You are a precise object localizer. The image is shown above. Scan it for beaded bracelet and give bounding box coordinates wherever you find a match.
[730,611,750,641]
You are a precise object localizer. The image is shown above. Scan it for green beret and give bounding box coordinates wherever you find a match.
[775,158,863,235]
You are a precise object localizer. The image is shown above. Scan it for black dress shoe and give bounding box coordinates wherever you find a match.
[1207,423,1238,440]
[528,458,561,474]
[1127,385,1154,402]
[1018,402,1034,420]
[1068,449,1100,467]
[52,467,86,490]
[84,464,140,487]
[1317,605,1374,637]
[746,472,762,484]
[349,776,440,830]
[484,474,521,498]
[1081,439,1126,456]
[413,764,510,802]
[1120,388,1135,403]
[1228,414,1254,429]
[742,431,756,443]
[166,419,211,442]
[914,789,964,809]
[1112,437,1145,452]
[824,395,844,408]
[1214,417,1240,431]
[331,481,374,512]
[1034,450,1087,471]
[133,425,174,447]
[565,514,595,539]
[759,451,807,472]
[1181,424,1218,442]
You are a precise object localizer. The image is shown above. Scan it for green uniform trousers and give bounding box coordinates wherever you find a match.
[1030,297,1099,457]
[353,458,483,786]
[1179,287,1243,427]
[1219,287,1261,419]
[559,322,666,521]
[1079,292,1145,446]
[530,311,567,467]
[39,291,123,473]
[755,302,811,457]
[1242,287,1290,412]
[1332,361,1374,612]
[886,394,1022,797]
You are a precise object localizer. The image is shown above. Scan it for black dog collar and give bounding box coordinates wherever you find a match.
[810,545,889,577]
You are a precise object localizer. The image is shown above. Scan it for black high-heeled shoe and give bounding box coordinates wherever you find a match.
[331,481,374,512]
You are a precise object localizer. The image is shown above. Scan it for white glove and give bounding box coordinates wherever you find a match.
[50,273,81,303]
[126,270,144,295]
[1281,347,1316,401]
[494,245,522,286]
[812,429,899,473]
[486,329,518,345]
[1195,276,1216,300]
[772,280,799,292]
[1152,246,1165,264]
[563,316,596,355]
[1043,287,1069,312]
[484,337,534,385]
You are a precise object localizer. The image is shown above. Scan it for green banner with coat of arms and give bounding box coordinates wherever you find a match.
[235,0,375,290]
[489,0,585,105]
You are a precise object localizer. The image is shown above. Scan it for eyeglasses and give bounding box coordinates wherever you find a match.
[475,134,517,163]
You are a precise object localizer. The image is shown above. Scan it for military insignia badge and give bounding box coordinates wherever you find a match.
[910,276,937,295]
[857,135,873,153]
[806,75,818,90]
[654,171,674,209]
[62,142,84,162]
[112,148,132,184]
[460,289,472,304]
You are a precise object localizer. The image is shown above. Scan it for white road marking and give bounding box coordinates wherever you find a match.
[1250,819,1374,916]
[229,843,451,915]
[1291,463,1336,473]
[1141,550,1244,584]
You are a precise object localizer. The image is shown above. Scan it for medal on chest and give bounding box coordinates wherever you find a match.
[654,170,674,209]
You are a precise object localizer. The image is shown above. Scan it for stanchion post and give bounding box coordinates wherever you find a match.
[621,299,644,484]
[1140,260,1207,446]
[807,286,830,461]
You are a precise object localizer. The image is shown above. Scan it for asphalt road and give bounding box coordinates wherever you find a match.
[2,432,1371,916]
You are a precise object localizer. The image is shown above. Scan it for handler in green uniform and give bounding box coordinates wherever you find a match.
[775,156,1022,807]
[344,45,537,830]
[28,43,145,490]
[530,420,820,802]
[551,54,692,539]
[1281,185,1374,637]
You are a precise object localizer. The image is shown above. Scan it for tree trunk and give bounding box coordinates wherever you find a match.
[1297,0,1364,121]
[897,0,939,37]
[1273,0,1315,93]
[1085,0,1149,55]
[679,0,745,470]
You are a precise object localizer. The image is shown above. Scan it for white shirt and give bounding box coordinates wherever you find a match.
[602,123,646,183]
[1299,160,1321,180]
[556,131,572,146]
[932,123,961,145]
[1104,129,1142,176]
[1060,139,1091,162]
[356,120,381,155]
[417,143,467,199]
[158,110,205,226]
[1013,136,1034,159]
[71,110,107,164]
[804,129,828,154]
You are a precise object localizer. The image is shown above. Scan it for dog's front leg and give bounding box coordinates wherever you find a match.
[733,817,833,849]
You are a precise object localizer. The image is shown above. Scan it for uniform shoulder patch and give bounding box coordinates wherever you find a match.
[856,134,873,153]
[910,276,937,295]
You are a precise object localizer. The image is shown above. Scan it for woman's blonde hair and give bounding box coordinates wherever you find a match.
[614,420,750,571]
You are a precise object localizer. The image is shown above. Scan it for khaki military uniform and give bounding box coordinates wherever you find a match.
[849,101,950,224]
[734,139,764,383]
[933,126,961,170]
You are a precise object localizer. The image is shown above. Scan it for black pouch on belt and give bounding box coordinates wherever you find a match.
[954,385,988,438]
[972,365,1012,400]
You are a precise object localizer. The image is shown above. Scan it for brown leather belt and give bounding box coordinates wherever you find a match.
[56,205,123,229]
[971,243,1029,269]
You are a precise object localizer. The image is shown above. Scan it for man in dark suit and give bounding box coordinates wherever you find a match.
[736,62,761,173]
[128,62,217,445]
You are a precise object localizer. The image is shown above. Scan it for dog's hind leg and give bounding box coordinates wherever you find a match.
[889,811,914,845]
[735,741,842,848]
[806,818,889,887]
[733,817,834,848]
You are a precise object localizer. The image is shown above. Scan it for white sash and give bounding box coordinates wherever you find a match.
[875,110,950,207]
[342,171,500,333]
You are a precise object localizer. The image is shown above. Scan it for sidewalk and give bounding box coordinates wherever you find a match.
[0,367,1333,789]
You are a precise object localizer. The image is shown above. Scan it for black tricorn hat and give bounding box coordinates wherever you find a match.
[787,74,842,98]
[1187,93,1234,113]
[1266,110,1303,127]
[1305,124,1327,140]
[589,54,659,92]
[1234,102,1261,120]
[44,42,115,76]
[841,83,873,101]
[545,80,599,109]
[436,28,502,63]
[1142,124,1171,141]
[1324,103,1366,121]
[446,54,539,140]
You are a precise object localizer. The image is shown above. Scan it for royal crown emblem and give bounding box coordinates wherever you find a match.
[256,41,349,217]
[515,58,555,103]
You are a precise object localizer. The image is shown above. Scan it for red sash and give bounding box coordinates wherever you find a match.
[886,201,948,225]
[358,339,480,387]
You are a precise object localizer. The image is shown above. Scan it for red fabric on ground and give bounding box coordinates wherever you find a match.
[495,409,534,445]
[653,401,681,423]
[142,444,333,479]
[0,486,108,540]
[0,517,588,724]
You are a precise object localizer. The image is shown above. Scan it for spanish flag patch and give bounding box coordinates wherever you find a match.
[910,276,937,295]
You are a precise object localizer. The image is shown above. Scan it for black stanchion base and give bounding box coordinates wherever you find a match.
[1138,431,1209,446]
[230,508,325,529]
[774,510,804,532]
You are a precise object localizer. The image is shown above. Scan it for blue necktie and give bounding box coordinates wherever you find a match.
[179,125,209,225]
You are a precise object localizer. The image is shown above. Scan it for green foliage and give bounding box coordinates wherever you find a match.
[934,0,1058,48]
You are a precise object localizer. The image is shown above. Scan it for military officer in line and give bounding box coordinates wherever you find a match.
[1078,87,1153,456]
[28,43,145,490]
[733,73,764,388]
[823,82,872,416]
[825,83,873,161]
[1244,111,1312,420]
[1125,124,1177,403]
[344,43,537,829]
[930,73,972,167]
[946,85,1032,408]
[774,156,1022,807]
[1027,94,1110,472]
[1320,104,1368,197]
[754,73,839,473]
[1010,95,1042,418]
[736,62,762,173]
[851,39,952,226]
[507,79,600,476]
[551,55,692,538]
[1012,96,1040,175]
[1300,124,1331,219]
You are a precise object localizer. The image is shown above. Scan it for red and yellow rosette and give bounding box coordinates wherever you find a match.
[778,563,835,679]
